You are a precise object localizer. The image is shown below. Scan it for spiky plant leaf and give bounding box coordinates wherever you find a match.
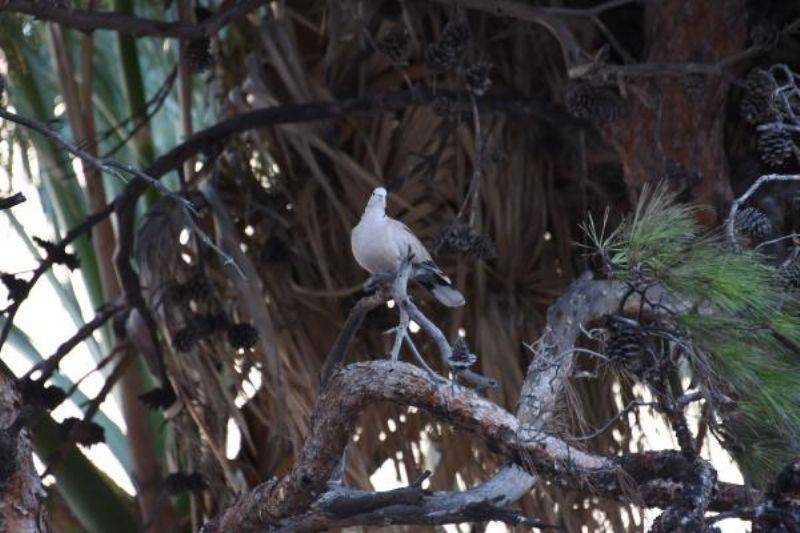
[597,185,800,484]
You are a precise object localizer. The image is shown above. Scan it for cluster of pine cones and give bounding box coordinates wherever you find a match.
[167,271,260,353]
[425,20,470,72]
[740,68,799,168]
[434,222,496,260]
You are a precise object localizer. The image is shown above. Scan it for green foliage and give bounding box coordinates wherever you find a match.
[601,185,800,485]
[615,188,701,273]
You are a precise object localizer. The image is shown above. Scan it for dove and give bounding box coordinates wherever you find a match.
[351,187,465,307]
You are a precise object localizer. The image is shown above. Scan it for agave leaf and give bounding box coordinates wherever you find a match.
[5,322,133,473]
[32,415,139,533]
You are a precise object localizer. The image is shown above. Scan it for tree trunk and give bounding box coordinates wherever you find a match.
[602,0,747,221]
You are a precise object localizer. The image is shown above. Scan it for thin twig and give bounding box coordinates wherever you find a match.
[567,400,656,441]
[0,204,114,351]
[20,303,123,383]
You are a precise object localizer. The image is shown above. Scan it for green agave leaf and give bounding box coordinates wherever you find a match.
[32,415,139,533]
[6,323,133,473]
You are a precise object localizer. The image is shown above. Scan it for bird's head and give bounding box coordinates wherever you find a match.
[366,187,387,211]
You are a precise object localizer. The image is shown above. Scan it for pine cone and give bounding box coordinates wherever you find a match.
[164,472,207,495]
[435,223,496,259]
[779,262,800,289]
[741,69,779,125]
[431,95,460,122]
[425,42,460,72]
[1,273,28,303]
[735,207,774,242]
[227,323,259,350]
[376,30,409,63]
[18,377,66,411]
[184,38,212,73]
[758,128,794,167]
[139,387,177,410]
[464,62,492,96]
[449,336,477,370]
[58,418,105,446]
[565,82,621,123]
[172,326,197,353]
[183,273,211,302]
[425,20,470,71]
[605,316,649,375]
[441,20,470,50]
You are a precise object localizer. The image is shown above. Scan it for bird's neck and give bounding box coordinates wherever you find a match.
[362,206,385,222]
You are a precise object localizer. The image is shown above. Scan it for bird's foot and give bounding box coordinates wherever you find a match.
[363,272,395,292]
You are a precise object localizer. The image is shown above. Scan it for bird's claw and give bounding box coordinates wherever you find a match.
[363,272,395,292]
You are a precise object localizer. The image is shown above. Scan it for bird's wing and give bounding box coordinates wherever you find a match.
[387,217,432,264]
[387,217,465,307]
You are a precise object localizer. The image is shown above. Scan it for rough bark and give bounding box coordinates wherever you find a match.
[600,0,746,220]
[0,374,46,532]
[203,359,756,531]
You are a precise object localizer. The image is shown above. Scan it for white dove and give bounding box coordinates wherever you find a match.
[351,187,465,307]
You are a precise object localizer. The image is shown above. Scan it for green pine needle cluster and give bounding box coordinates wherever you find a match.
[589,185,800,485]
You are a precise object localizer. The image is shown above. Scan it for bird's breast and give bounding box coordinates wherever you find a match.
[351,219,401,274]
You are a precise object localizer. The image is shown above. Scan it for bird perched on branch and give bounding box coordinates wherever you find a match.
[351,187,465,307]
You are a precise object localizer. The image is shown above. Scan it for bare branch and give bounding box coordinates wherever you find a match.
[205,359,757,530]
[0,192,25,211]
[517,273,629,431]
[275,483,557,531]
[319,290,388,387]
[0,0,265,39]
[21,303,123,384]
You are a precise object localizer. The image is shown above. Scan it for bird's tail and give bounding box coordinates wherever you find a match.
[416,262,465,307]
[429,283,466,307]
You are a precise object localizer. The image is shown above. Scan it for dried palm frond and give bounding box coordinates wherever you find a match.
[129,1,627,527]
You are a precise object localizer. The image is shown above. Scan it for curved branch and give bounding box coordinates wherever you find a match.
[205,360,754,531]
[276,480,555,531]
[517,274,627,431]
